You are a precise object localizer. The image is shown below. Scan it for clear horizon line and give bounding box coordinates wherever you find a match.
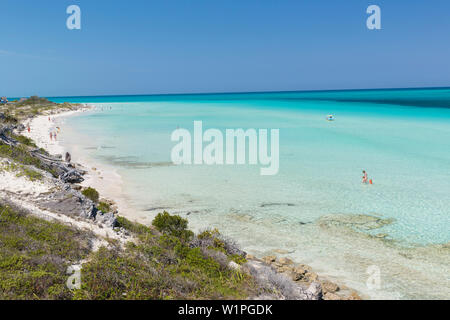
[9,85,450,100]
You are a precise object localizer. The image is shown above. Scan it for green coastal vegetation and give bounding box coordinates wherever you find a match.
[0,98,259,300]
[81,187,111,213]
[0,203,93,299]
[0,202,257,300]
[0,133,58,178]
[81,187,100,203]
[0,96,76,121]
[0,97,78,179]
[0,162,43,181]
[1,97,356,301]
[73,211,256,300]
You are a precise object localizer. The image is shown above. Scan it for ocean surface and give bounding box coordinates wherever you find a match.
[50,88,450,299]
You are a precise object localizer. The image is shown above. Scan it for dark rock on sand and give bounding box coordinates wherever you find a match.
[260,203,296,208]
[318,213,395,232]
[37,185,118,227]
[96,211,118,228]
[60,169,84,183]
[144,206,172,212]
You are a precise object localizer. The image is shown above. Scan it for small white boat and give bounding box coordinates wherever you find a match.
[326,114,335,121]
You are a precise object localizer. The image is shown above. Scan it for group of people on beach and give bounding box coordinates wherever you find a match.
[49,132,57,141]
[47,116,61,141]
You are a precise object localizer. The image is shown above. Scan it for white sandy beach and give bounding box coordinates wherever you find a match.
[21,107,144,223]
[0,158,132,248]
[12,102,449,300]
[0,106,357,301]
[1,106,130,245]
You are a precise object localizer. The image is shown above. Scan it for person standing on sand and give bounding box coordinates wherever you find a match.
[49,132,53,141]
[65,152,71,163]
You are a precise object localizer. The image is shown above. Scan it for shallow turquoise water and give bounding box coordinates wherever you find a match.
[53,88,450,299]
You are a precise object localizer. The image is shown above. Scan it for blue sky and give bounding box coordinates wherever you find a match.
[1,0,450,97]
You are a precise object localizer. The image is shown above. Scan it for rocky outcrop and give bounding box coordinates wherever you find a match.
[95,211,118,228]
[0,124,17,146]
[29,149,85,183]
[37,184,96,219]
[243,259,322,300]
[0,123,86,183]
[321,280,339,293]
[1,119,116,229]
[253,255,362,300]
[60,169,85,183]
[318,213,395,232]
[35,182,118,229]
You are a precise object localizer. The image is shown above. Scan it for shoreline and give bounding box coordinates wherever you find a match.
[20,104,363,300]
[21,106,143,223]
[10,101,449,300]
[4,100,450,299]
[18,102,450,300]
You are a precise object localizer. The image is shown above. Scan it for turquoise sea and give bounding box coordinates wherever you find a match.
[51,88,450,299]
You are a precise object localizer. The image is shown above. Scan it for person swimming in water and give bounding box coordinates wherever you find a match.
[362,170,368,184]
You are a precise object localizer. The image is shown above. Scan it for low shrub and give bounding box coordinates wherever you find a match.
[184,248,222,277]
[97,201,111,213]
[0,201,257,300]
[0,144,41,167]
[81,187,99,203]
[73,247,167,300]
[230,254,247,265]
[116,216,152,236]
[192,228,245,258]
[2,163,43,181]
[198,228,221,240]
[0,203,93,300]
[16,96,54,107]
[12,134,37,147]
[152,211,194,242]
[0,144,57,177]
[16,166,43,181]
